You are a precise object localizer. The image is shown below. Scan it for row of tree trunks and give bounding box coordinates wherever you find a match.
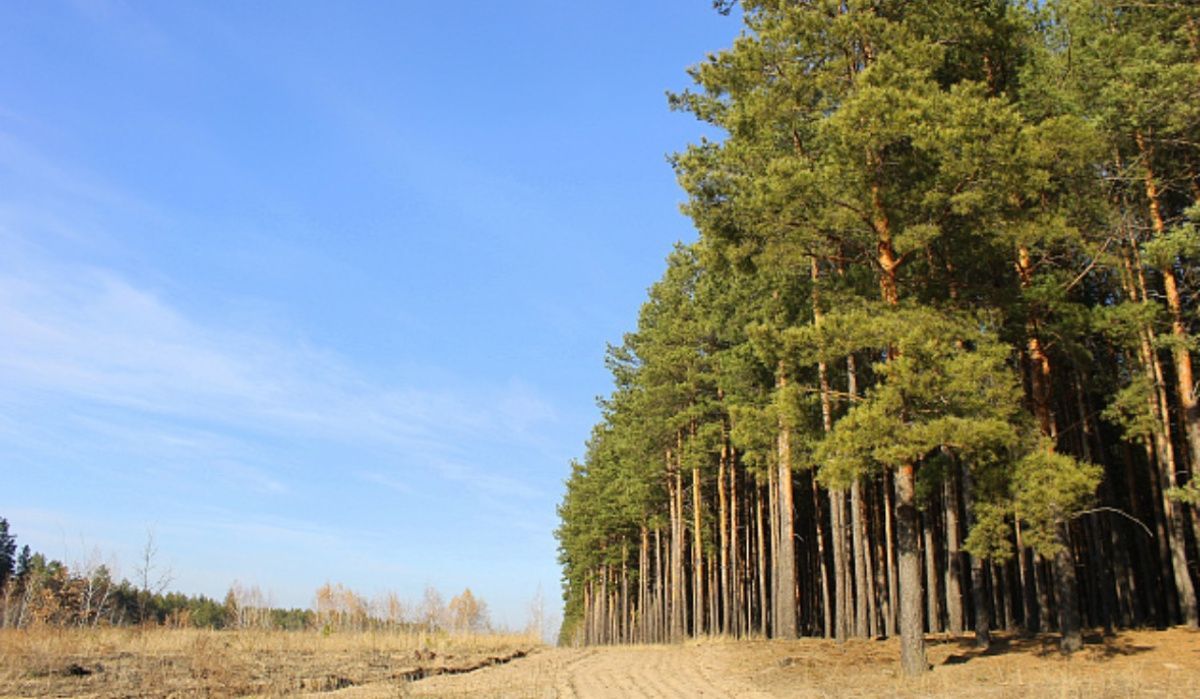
[574,428,1193,648]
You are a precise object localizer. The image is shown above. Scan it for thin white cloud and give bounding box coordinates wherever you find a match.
[358,470,415,496]
[0,237,557,503]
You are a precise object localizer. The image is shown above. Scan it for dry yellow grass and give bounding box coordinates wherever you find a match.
[0,626,539,698]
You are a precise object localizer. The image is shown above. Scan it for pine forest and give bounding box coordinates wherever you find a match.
[555,0,1200,676]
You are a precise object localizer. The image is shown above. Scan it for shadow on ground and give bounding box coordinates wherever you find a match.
[939,631,1154,666]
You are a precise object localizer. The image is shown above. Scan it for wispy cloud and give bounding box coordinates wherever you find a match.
[0,233,557,504]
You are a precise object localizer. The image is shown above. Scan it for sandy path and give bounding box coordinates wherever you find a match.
[403,644,770,699]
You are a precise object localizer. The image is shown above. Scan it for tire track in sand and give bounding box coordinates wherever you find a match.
[404,643,773,698]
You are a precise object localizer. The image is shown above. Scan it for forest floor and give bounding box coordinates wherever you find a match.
[1,627,1197,697]
[391,628,1200,698]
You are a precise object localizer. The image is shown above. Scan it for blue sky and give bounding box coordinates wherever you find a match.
[0,1,734,629]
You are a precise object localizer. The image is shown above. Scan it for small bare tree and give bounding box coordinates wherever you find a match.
[380,590,408,628]
[525,585,546,642]
[134,529,173,624]
[418,585,445,632]
[74,547,116,627]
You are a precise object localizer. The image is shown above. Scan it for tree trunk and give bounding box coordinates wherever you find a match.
[811,257,836,640]
[656,526,665,643]
[872,479,890,638]
[814,477,833,639]
[847,354,872,638]
[944,474,964,635]
[693,463,705,637]
[1053,524,1083,653]
[963,466,991,649]
[621,548,630,643]
[832,492,849,640]
[719,433,731,637]
[670,449,686,641]
[854,482,873,638]
[730,448,742,638]
[874,205,903,643]
[639,526,650,643]
[776,411,798,639]
[757,481,769,637]
[1017,243,1089,649]
[1140,131,1200,488]
[896,464,928,676]
[883,472,899,638]
[1138,134,1200,627]
[1134,253,1198,625]
[853,479,876,638]
[1120,248,1183,624]
[1016,513,1040,633]
[924,512,941,634]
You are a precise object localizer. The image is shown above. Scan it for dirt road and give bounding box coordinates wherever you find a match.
[405,644,773,698]
[324,629,1200,698]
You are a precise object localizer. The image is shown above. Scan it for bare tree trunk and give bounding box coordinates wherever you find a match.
[600,565,609,644]
[639,526,650,643]
[670,449,686,641]
[622,544,630,643]
[1016,513,1040,633]
[656,526,665,643]
[896,464,928,676]
[855,479,878,637]
[1054,524,1083,653]
[757,481,769,637]
[944,474,964,635]
[811,257,836,640]
[814,478,833,639]
[709,552,719,637]
[776,370,798,639]
[924,512,941,634]
[871,479,890,638]
[731,449,742,638]
[831,492,849,640]
[963,466,991,650]
[847,355,871,639]
[693,462,705,637]
[883,472,898,639]
[583,579,592,645]
[719,430,731,636]
[1001,560,1016,631]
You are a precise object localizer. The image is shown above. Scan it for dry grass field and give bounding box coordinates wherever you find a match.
[0,627,537,698]
[2,627,1199,697]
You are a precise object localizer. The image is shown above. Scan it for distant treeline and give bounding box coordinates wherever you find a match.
[0,517,493,633]
[555,0,1200,676]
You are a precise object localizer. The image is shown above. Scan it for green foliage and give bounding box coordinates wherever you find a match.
[964,501,1014,561]
[815,307,1024,488]
[1170,481,1200,507]
[1012,447,1103,555]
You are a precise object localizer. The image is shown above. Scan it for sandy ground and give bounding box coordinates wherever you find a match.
[333,628,1200,698]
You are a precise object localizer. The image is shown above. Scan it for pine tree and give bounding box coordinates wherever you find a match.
[0,518,16,590]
